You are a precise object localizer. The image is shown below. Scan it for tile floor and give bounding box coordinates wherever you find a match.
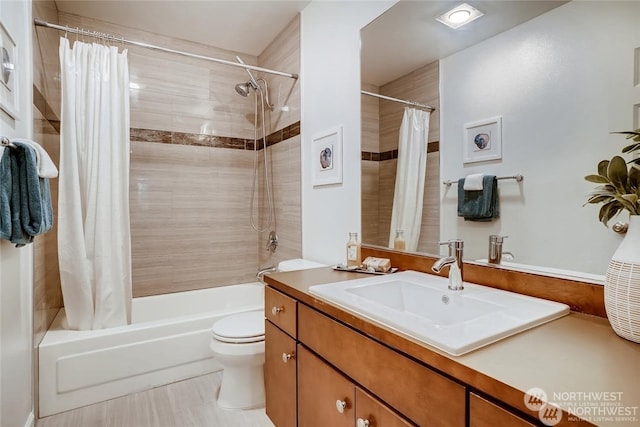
[36,372,275,427]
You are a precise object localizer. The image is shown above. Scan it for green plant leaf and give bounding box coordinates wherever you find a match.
[599,201,622,226]
[622,143,640,153]
[614,194,638,214]
[608,155,629,193]
[586,195,612,204]
[597,160,610,177]
[584,174,610,184]
[630,166,640,191]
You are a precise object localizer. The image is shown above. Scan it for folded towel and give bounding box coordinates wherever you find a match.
[0,142,54,246]
[463,173,485,190]
[11,138,58,178]
[457,175,499,221]
[0,149,12,241]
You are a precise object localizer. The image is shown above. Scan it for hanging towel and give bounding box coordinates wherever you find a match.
[10,138,58,178]
[457,175,499,221]
[0,142,54,246]
[0,150,12,241]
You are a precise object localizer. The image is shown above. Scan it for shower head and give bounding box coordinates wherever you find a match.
[235,81,258,97]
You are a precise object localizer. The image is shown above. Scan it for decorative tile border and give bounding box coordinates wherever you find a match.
[32,83,300,151]
[362,141,439,161]
[130,121,300,150]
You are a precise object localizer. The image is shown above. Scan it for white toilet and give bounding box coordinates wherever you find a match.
[210,310,266,409]
[209,258,326,410]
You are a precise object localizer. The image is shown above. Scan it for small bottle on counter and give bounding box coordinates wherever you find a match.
[346,232,362,268]
[394,229,406,250]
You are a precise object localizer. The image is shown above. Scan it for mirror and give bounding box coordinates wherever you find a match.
[361,0,640,280]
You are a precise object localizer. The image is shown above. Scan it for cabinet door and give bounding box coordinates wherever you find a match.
[355,388,413,427]
[470,393,537,427]
[298,345,354,427]
[265,321,297,427]
[265,286,297,337]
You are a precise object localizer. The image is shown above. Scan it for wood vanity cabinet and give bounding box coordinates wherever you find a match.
[469,393,537,427]
[264,287,298,427]
[298,345,412,427]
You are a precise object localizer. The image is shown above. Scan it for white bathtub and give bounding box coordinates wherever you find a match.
[39,283,264,417]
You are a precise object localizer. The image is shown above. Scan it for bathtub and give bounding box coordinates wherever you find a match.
[39,283,264,417]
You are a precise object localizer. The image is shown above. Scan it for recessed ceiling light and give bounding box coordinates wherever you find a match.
[436,3,484,29]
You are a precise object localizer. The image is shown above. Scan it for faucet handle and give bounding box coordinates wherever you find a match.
[438,239,463,254]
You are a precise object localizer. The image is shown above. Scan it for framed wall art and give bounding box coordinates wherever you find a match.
[312,125,343,187]
[463,116,502,164]
[0,21,18,119]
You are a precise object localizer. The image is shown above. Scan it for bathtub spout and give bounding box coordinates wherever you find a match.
[257,266,277,280]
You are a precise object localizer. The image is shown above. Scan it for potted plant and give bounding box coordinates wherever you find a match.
[584,129,640,343]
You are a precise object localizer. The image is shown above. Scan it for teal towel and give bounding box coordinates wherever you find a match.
[457,175,499,221]
[0,151,11,240]
[0,142,54,246]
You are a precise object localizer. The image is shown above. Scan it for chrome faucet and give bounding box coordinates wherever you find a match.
[488,235,514,264]
[432,239,464,291]
[257,266,277,281]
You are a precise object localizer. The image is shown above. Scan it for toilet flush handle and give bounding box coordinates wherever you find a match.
[271,306,284,316]
[282,352,295,363]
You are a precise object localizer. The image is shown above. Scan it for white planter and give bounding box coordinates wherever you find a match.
[605,215,640,343]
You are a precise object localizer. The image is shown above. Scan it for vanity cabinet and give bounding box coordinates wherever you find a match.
[265,284,545,427]
[298,345,412,427]
[298,304,466,427]
[469,393,537,427]
[264,287,298,427]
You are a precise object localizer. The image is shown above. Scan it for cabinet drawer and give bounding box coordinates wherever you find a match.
[265,321,297,427]
[355,388,413,427]
[265,286,297,337]
[470,393,536,427]
[299,304,466,427]
[298,345,354,427]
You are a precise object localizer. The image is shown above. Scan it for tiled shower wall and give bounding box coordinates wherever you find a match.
[32,0,301,344]
[361,61,440,254]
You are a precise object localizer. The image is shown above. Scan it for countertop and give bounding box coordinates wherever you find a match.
[264,267,640,427]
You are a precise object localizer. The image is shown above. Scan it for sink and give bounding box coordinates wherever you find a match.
[309,270,569,356]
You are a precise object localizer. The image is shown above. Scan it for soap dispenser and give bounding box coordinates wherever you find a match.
[346,232,362,268]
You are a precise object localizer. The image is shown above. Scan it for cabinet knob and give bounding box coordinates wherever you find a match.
[282,352,295,363]
[271,306,284,316]
[335,399,348,414]
[356,419,371,427]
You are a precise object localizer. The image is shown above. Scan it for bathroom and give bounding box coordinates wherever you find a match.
[2,1,639,426]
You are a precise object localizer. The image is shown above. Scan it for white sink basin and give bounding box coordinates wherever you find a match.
[309,270,569,356]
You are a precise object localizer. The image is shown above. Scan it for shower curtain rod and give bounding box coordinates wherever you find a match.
[34,19,299,80]
[361,90,435,112]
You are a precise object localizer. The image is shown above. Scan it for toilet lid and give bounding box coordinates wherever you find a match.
[212,310,265,344]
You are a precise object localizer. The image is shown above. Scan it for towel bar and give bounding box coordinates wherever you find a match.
[443,174,523,186]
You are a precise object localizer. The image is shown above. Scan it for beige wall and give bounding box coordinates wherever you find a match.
[32,3,301,313]
[361,61,440,254]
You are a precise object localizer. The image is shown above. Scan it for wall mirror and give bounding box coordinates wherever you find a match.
[361,0,640,281]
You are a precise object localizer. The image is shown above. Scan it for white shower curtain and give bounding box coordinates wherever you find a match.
[388,107,430,252]
[58,37,132,330]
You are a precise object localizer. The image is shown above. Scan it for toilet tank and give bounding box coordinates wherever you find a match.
[277,258,326,272]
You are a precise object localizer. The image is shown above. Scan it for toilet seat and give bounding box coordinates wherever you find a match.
[211,310,265,344]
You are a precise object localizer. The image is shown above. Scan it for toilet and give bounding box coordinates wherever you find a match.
[210,258,326,410]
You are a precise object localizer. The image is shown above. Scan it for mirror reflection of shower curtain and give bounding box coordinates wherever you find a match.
[58,37,132,330]
[388,107,430,252]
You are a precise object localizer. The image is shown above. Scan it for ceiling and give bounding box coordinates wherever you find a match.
[361,1,568,86]
[54,1,567,85]
[55,0,311,56]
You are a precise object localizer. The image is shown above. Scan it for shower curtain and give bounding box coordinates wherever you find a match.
[388,107,430,252]
[58,37,132,330]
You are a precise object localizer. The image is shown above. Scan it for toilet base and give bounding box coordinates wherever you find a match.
[217,364,265,410]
